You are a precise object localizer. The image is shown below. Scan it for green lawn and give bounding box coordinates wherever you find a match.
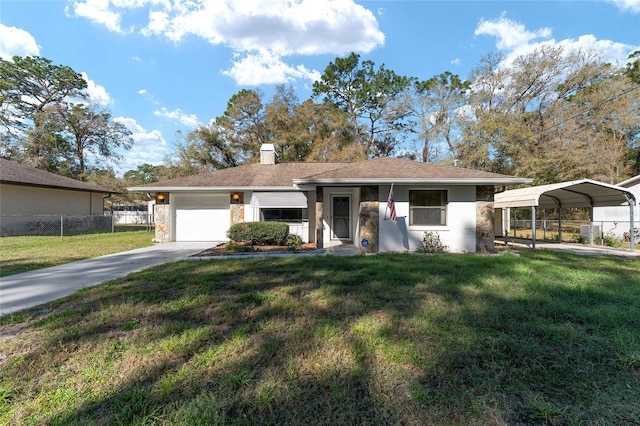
[1,251,639,425]
[0,230,154,277]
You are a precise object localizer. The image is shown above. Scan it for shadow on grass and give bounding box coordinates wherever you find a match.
[3,252,640,425]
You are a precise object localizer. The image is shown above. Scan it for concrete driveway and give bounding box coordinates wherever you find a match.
[0,242,214,317]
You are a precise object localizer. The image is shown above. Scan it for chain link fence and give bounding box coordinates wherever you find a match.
[109,210,154,226]
[1,214,114,239]
[508,219,639,249]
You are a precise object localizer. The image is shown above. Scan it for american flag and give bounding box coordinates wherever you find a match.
[387,185,397,222]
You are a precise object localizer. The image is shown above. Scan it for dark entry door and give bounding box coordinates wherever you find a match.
[331,195,350,240]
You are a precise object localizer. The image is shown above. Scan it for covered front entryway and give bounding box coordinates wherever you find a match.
[495,179,636,251]
[319,188,360,250]
[331,195,351,240]
[173,194,230,241]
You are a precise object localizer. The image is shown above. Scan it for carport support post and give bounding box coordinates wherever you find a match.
[589,207,594,246]
[558,208,562,242]
[630,201,635,252]
[531,206,536,249]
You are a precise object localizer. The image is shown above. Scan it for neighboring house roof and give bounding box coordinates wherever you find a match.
[495,178,636,209]
[618,175,640,188]
[0,158,114,193]
[130,158,531,192]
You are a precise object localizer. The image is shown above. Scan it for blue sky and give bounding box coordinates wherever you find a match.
[1,0,639,175]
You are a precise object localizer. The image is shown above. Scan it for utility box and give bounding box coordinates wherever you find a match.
[580,224,601,240]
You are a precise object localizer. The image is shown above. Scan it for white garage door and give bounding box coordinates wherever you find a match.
[174,194,230,241]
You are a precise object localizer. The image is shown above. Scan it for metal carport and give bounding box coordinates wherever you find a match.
[495,178,636,251]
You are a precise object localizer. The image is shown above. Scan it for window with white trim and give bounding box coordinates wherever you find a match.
[260,208,308,223]
[409,190,447,226]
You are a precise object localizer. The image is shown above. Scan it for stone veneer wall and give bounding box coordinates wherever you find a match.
[476,185,496,253]
[359,186,379,254]
[315,187,323,249]
[154,203,170,243]
[230,192,244,226]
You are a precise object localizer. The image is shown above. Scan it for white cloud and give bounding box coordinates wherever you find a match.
[66,0,171,33]
[165,0,384,55]
[81,72,113,106]
[144,9,170,36]
[498,34,638,71]
[66,0,384,85]
[606,0,640,13]
[138,89,147,95]
[0,24,40,59]
[115,116,144,133]
[475,14,552,50]
[113,116,168,172]
[222,50,321,85]
[66,0,125,33]
[153,107,199,128]
[475,14,639,69]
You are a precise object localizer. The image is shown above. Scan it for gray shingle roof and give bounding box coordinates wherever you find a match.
[130,157,530,191]
[297,157,528,183]
[0,158,114,193]
[132,162,349,189]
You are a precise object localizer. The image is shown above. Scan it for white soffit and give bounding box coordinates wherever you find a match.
[249,192,307,208]
[495,179,636,209]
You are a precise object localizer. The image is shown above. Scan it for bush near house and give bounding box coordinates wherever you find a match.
[227,222,289,245]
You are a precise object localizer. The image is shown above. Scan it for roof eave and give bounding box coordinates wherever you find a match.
[292,178,533,186]
[617,175,640,188]
[2,180,116,194]
[127,185,298,192]
[132,178,532,192]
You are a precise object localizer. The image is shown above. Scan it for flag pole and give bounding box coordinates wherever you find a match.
[386,183,396,221]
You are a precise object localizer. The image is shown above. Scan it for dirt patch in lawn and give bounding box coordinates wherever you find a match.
[192,242,318,257]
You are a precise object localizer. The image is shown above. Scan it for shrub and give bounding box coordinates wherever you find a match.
[417,231,448,254]
[224,241,254,252]
[227,222,289,246]
[601,235,620,247]
[285,234,303,251]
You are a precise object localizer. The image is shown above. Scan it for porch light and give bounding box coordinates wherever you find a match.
[157,193,165,201]
[232,192,241,201]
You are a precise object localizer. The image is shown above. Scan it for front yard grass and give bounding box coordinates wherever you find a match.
[1,251,639,425]
[0,230,154,277]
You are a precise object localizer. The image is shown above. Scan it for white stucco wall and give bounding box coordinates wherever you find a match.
[0,183,105,216]
[378,185,477,253]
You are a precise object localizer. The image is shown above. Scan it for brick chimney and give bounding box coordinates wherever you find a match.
[260,143,276,165]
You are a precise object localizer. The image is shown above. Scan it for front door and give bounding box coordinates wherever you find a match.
[331,195,351,240]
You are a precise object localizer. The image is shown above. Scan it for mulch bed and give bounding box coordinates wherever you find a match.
[192,242,318,257]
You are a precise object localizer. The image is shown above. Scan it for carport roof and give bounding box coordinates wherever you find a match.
[494,178,637,209]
